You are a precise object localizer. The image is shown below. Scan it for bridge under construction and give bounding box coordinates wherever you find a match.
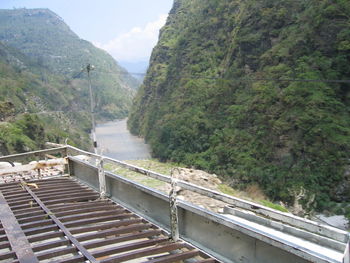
[0,144,349,263]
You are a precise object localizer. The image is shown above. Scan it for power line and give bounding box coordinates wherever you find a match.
[72,68,85,79]
[84,69,350,84]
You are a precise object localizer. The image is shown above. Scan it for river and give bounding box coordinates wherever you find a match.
[95,119,151,160]
[95,119,349,230]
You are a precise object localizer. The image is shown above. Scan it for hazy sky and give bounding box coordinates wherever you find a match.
[0,0,174,66]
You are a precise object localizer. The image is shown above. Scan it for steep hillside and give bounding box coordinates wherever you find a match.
[129,0,350,211]
[0,8,139,120]
[0,42,91,154]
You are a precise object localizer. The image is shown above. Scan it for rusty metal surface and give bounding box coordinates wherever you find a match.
[0,192,38,263]
[0,177,218,263]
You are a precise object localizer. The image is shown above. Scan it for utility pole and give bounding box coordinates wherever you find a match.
[87,63,97,154]
[86,64,105,199]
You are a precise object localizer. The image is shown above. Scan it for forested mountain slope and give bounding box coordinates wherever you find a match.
[0,8,138,154]
[128,0,350,211]
[0,42,92,154]
[0,8,139,120]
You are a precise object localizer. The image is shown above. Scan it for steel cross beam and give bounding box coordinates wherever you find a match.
[23,184,98,263]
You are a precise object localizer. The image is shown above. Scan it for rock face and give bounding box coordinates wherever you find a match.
[128,0,350,210]
[333,178,350,202]
[174,168,222,190]
[170,168,226,213]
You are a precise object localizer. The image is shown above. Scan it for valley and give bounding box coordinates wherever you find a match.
[0,1,349,224]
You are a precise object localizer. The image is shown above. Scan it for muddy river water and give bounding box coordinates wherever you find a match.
[95,119,151,160]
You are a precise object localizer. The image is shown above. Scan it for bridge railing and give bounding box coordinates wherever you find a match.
[64,144,350,263]
[2,144,348,263]
[64,144,349,242]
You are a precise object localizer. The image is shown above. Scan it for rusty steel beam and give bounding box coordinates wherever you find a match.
[20,219,54,230]
[32,238,71,252]
[36,246,77,260]
[8,202,39,211]
[0,191,39,263]
[24,224,59,236]
[48,199,107,212]
[58,208,127,223]
[54,204,119,217]
[28,231,65,243]
[92,237,169,258]
[1,192,30,199]
[0,177,218,263]
[23,185,98,263]
[69,218,144,235]
[13,206,42,215]
[18,214,51,224]
[33,187,90,197]
[64,213,136,228]
[100,242,184,263]
[75,222,151,241]
[38,191,96,201]
[83,229,163,250]
[42,194,100,205]
[0,241,11,249]
[0,235,9,242]
[0,251,17,261]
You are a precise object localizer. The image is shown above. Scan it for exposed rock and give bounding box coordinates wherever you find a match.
[166,168,226,213]
[173,168,222,190]
[332,167,350,202]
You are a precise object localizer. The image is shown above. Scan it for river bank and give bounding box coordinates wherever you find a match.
[95,119,349,230]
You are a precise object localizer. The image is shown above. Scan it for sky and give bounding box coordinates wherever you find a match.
[0,0,174,71]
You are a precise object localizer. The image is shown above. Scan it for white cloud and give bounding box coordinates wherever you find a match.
[94,14,167,62]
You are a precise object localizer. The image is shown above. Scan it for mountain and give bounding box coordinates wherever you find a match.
[0,42,92,154]
[128,0,350,212]
[0,8,138,154]
[0,8,139,120]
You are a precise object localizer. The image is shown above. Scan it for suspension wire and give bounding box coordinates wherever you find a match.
[89,69,350,84]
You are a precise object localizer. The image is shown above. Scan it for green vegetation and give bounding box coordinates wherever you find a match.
[0,8,139,121]
[0,8,138,155]
[129,0,350,214]
[260,200,289,213]
[217,184,238,197]
[104,160,173,191]
[0,42,90,153]
[106,159,289,213]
